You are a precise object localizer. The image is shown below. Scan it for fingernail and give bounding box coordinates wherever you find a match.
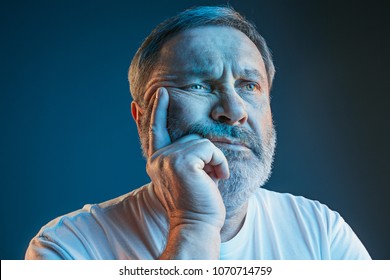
[158,88,166,99]
[156,88,163,100]
[155,89,160,100]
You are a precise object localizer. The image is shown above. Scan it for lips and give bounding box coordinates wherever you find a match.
[208,136,250,149]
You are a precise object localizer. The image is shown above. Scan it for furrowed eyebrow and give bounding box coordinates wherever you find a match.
[181,68,217,78]
[240,69,265,83]
[156,67,214,80]
[153,67,266,84]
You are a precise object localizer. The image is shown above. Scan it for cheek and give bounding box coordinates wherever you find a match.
[167,90,213,127]
[247,101,274,137]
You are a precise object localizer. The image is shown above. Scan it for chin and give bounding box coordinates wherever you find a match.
[218,150,272,211]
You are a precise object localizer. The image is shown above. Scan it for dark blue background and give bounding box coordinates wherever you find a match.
[1,0,389,259]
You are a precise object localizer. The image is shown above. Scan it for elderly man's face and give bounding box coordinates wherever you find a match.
[141,26,276,209]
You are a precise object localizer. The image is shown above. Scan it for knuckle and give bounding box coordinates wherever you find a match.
[148,151,178,171]
[201,138,213,145]
[167,153,182,169]
[197,138,214,148]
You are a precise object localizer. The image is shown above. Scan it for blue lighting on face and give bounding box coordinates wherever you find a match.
[1,1,388,260]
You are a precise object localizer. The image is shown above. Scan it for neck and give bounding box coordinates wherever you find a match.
[220,201,248,242]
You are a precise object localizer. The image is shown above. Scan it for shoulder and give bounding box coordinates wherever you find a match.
[26,184,153,259]
[254,188,350,235]
[252,188,371,259]
[37,185,148,238]
[254,188,337,218]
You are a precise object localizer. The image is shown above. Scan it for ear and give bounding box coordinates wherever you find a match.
[131,101,143,131]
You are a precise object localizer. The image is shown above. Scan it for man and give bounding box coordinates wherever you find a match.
[25,6,370,260]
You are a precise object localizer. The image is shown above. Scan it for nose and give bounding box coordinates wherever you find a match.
[211,88,248,125]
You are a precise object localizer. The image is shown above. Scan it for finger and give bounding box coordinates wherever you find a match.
[149,135,206,160]
[206,145,230,180]
[150,133,204,157]
[185,140,230,180]
[149,87,171,156]
[171,134,203,144]
[204,164,220,184]
[212,161,230,181]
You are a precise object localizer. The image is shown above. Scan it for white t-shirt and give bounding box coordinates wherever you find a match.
[25,184,371,260]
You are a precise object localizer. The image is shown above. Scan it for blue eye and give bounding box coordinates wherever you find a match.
[185,84,211,93]
[243,82,260,92]
[190,84,205,90]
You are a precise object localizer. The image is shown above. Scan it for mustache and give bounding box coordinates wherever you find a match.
[168,121,263,158]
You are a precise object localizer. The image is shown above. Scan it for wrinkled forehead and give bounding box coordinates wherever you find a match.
[156,26,265,74]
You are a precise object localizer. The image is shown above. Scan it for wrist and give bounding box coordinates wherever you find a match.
[160,221,221,260]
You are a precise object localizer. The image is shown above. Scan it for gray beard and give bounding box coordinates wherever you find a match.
[138,105,277,212]
[167,120,277,212]
[214,135,275,211]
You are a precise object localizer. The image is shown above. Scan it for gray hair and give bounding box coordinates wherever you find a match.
[128,6,275,106]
